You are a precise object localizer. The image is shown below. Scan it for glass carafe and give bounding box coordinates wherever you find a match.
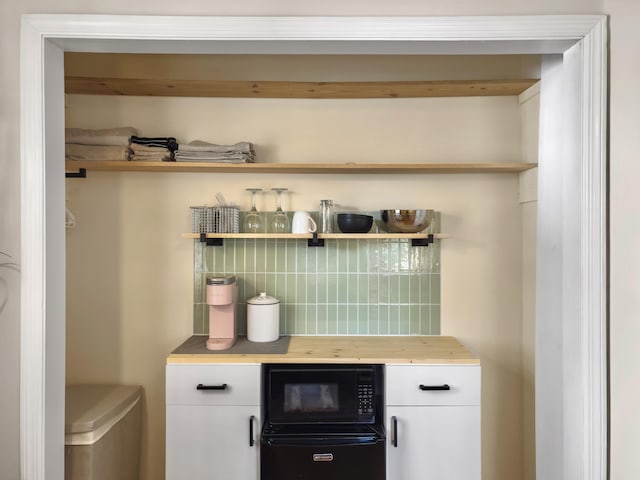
[319,199,334,233]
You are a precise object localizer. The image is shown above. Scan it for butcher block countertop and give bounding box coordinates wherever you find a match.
[167,335,479,365]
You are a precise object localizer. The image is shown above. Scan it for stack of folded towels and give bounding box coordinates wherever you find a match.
[130,136,178,162]
[65,127,137,161]
[174,140,256,163]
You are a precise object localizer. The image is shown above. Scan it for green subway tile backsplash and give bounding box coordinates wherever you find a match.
[193,212,441,335]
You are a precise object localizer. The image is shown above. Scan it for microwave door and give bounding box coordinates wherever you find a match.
[264,364,383,425]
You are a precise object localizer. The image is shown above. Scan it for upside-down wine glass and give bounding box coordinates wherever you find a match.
[243,188,264,233]
[271,188,290,233]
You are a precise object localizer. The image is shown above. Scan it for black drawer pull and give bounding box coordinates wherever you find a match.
[196,383,228,390]
[419,384,450,391]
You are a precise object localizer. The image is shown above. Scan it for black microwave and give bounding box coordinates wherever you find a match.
[262,364,384,425]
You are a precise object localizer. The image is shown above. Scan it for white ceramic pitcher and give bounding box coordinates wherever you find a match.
[291,211,317,234]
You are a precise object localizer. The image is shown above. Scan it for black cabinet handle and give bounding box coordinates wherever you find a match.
[196,383,228,390]
[419,384,450,391]
[391,416,398,448]
[249,415,255,447]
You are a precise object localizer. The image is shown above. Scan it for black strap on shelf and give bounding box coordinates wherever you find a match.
[65,168,86,179]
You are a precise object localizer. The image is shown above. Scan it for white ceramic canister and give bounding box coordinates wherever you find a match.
[246,292,280,342]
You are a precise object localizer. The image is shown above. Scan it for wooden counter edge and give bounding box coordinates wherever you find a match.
[166,335,480,365]
[166,355,480,365]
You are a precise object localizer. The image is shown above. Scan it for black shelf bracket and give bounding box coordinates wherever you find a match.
[411,234,434,247]
[65,168,86,179]
[199,233,223,246]
[308,232,325,247]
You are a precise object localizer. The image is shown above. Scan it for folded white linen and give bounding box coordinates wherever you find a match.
[174,154,253,163]
[174,157,253,163]
[174,157,250,163]
[131,154,171,162]
[65,127,138,146]
[65,144,131,161]
[177,140,254,154]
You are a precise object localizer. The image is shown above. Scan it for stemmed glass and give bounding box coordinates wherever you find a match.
[270,188,290,233]
[243,188,264,233]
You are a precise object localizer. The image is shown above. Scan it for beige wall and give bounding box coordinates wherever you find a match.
[17,3,640,480]
[607,1,640,478]
[519,86,539,480]
[64,54,536,480]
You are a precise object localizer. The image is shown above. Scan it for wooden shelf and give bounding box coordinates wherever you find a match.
[66,160,537,174]
[182,232,447,240]
[65,76,539,99]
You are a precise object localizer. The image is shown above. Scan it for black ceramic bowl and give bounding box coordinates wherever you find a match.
[337,213,374,233]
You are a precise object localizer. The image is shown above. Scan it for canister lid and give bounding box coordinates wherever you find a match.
[247,292,280,305]
[206,274,236,285]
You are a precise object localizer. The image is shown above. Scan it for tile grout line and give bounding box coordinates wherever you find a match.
[315,247,318,335]
[357,239,360,334]
[283,239,287,336]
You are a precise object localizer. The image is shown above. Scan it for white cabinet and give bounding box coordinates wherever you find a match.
[165,361,481,480]
[166,364,261,480]
[385,364,481,480]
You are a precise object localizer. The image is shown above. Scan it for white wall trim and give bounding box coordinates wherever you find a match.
[22,14,604,41]
[579,17,608,480]
[19,14,607,480]
[20,16,47,480]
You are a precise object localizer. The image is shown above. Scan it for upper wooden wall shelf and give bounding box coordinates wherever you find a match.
[65,76,539,99]
[65,160,537,174]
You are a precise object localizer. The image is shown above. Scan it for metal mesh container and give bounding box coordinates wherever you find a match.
[191,205,238,233]
[216,206,239,233]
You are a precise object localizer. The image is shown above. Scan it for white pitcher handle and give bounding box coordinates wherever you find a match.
[308,217,317,233]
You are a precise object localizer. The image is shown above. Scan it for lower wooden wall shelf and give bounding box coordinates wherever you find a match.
[182,232,445,247]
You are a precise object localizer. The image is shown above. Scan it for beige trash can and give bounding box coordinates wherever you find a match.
[65,384,142,480]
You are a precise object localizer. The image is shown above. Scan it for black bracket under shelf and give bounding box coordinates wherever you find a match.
[307,232,325,247]
[199,233,223,246]
[65,168,86,179]
[411,234,434,247]
[197,232,435,247]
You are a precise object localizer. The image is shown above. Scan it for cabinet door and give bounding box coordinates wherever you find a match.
[166,405,260,480]
[386,405,480,480]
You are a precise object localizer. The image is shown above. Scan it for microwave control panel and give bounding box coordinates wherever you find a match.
[356,369,377,419]
[357,382,375,416]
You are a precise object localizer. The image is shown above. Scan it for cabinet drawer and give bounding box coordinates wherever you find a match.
[167,364,260,406]
[385,364,480,406]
